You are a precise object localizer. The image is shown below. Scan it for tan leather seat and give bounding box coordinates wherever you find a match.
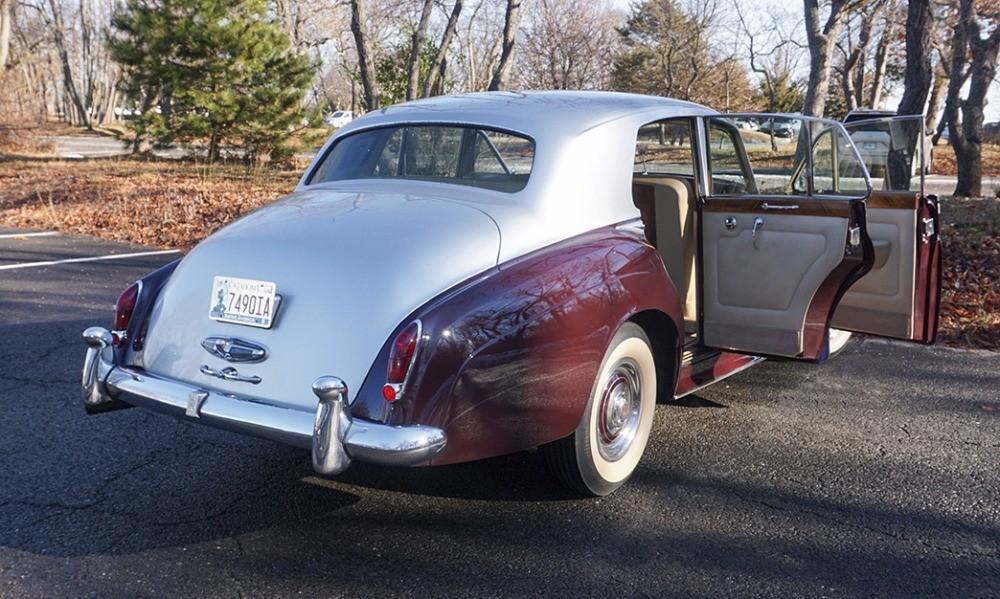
[633,176,697,332]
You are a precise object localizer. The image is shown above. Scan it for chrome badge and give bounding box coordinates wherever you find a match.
[201,336,267,363]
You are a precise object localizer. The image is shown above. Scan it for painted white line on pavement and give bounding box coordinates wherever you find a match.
[0,232,59,239]
[0,249,182,271]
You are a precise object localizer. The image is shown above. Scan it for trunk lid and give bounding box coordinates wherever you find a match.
[138,188,500,411]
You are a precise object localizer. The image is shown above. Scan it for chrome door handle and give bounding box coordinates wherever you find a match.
[724,217,738,230]
[752,217,764,249]
[200,364,262,384]
[761,202,799,211]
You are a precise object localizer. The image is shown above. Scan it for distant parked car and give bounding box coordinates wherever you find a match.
[324,110,354,128]
[844,109,932,175]
[759,118,793,137]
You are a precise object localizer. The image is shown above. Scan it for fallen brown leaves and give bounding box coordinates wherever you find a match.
[931,143,1000,182]
[0,159,997,350]
[938,197,1000,350]
[0,159,300,250]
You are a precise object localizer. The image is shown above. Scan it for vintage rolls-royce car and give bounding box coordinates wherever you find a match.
[81,92,940,496]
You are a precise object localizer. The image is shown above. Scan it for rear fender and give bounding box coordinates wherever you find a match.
[350,225,683,465]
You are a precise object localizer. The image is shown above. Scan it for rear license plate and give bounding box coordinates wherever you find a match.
[209,276,277,329]
[863,142,876,149]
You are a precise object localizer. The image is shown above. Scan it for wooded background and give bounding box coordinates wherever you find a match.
[1,0,998,194]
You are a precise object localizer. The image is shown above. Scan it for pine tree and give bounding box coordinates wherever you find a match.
[109,0,318,162]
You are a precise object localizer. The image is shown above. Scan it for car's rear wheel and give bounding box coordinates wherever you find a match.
[541,322,657,496]
[828,327,853,357]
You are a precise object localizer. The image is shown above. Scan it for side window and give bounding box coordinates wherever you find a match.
[373,129,403,176]
[706,120,754,194]
[843,117,925,191]
[634,119,695,177]
[705,115,870,198]
[810,126,868,194]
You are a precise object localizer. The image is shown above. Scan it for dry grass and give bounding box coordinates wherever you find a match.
[0,158,996,350]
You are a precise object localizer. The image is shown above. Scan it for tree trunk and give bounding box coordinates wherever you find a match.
[349,0,379,111]
[0,0,12,71]
[405,0,435,101]
[422,0,463,98]
[46,0,91,129]
[926,63,947,133]
[888,0,933,188]
[802,0,850,117]
[487,0,524,92]
[868,24,890,108]
[841,38,860,112]
[896,0,933,116]
[945,0,1000,197]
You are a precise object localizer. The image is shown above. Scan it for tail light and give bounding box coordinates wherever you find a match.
[383,321,421,403]
[111,282,140,346]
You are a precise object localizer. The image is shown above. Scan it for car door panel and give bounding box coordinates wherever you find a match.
[702,200,857,357]
[699,115,874,361]
[831,192,939,342]
[830,193,917,338]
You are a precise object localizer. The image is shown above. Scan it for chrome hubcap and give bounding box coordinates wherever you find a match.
[597,358,642,462]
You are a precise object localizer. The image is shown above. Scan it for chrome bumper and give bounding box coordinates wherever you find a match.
[82,327,446,475]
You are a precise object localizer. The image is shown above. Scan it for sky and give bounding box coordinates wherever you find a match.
[609,0,1000,122]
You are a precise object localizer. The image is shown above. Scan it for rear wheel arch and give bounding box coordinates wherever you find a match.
[629,309,681,402]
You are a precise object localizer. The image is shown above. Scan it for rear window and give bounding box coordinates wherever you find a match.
[308,125,535,193]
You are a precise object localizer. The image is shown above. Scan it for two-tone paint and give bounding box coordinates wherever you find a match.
[79,91,941,480]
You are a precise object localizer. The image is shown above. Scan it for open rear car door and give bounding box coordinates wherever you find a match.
[698,114,940,362]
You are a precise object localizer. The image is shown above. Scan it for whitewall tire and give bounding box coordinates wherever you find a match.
[542,322,657,496]
[828,327,853,357]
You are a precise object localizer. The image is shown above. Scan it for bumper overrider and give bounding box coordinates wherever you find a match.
[82,327,446,475]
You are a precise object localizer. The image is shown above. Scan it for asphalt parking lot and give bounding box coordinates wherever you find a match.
[0,229,997,598]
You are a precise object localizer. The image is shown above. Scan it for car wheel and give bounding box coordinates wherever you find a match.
[541,322,657,496]
[828,327,853,357]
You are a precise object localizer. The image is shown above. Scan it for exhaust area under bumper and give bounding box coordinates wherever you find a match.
[82,327,446,475]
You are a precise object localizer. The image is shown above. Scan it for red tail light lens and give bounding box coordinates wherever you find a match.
[387,321,420,384]
[112,282,140,345]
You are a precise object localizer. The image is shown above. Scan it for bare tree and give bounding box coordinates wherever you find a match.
[514,0,621,90]
[457,0,500,92]
[836,0,888,112]
[0,0,11,70]
[350,0,380,110]
[44,0,90,128]
[487,0,525,91]
[405,0,435,100]
[943,0,1000,197]
[865,7,892,108]
[421,0,463,97]
[734,1,801,114]
[802,0,858,116]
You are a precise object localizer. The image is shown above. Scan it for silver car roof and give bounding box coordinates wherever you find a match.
[300,91,717,263]
[337,90,714,139]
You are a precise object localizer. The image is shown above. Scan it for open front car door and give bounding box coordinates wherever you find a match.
[833,115,941,343]
[698,114,940,362]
